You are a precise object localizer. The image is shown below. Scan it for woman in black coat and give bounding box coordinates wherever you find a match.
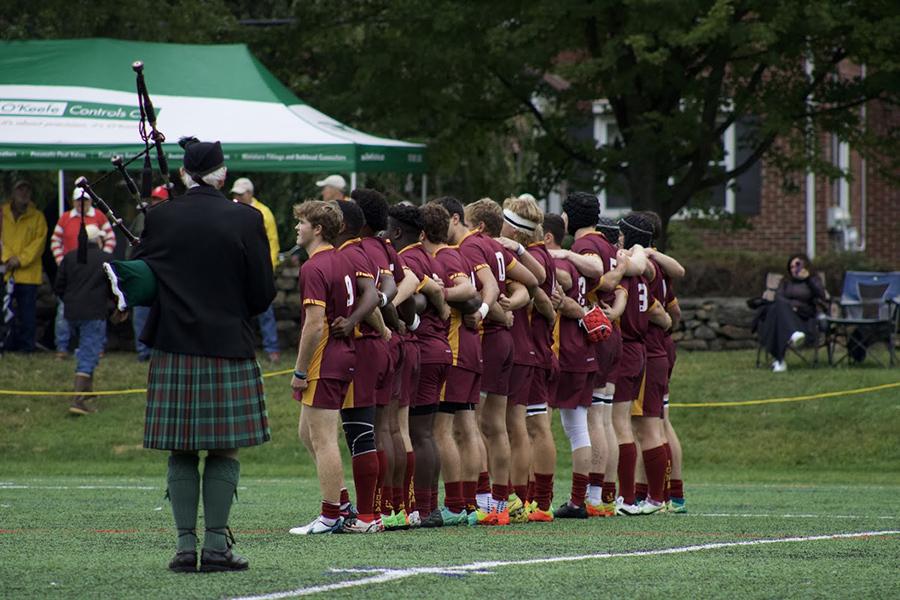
[755,254,828,372]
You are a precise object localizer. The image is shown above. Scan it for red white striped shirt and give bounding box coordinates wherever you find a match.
[51,207,116,264]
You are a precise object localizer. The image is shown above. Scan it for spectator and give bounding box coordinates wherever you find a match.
[129,185,169,362]
[55,224,112,415]
[315,174,348,202]
[754,253,828,372]
[1,180,48,353]
[50,186,116,359]
[230,177,281,362]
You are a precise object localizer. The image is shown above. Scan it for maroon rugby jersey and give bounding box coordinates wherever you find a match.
[552,258,597,373]
[434,246,483,373]
[570,232,618,306]
[619,273,654,343]
[643,257,668,358]
[526,242,557,367]
[299,244,355,381]
[338,238,380,339]
[398,243,452,365]
[457,231,518,334]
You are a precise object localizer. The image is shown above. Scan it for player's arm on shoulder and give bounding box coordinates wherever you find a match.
[559,296,586,320]
[533,286,557,321]
[445,273,476,303]
[420,276,449,318]
[646,248,685,280]
[597,257,626,291]
[556,266,573,291]
[551,249,604,279]
[500,279,531,312]
[506,260,538,296]
[474,265,499,306]
[393,267,419,306]
[622,245,647,276]
[496,240,545,285]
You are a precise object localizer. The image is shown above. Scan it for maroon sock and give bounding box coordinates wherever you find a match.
[339,487,350,507]
[513,484,528,502]
[374,450,387,514]
[444,481,465,512]
[617,443,637,505]
[602,481,617,504]
[662,443,673,502]
[351,452,379,521]
[404,452,416,511]
[413,487,430,514]
[392,486,403,512]
[643,445,667,504]
[635,482,649,501]
[670,478,684,500]
[588,472,604,488]
[570,472,589,507]
[462,481,477,511]
[534,472,554,511]
[381,486,394,516]
[526,479,535,504]
[431,488,439,514]
[477,471,491,495]
[322,500,341,521]
[491,483,509,506]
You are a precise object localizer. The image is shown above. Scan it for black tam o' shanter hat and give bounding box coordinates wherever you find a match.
[179,136,224,176]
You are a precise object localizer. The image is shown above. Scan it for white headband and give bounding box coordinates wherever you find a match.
[503,208,538,232]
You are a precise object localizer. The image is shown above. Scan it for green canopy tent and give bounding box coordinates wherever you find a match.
[0,38,427,211]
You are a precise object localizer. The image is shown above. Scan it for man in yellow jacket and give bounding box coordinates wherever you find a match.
[2,180,48,352]
[230,177,281,362]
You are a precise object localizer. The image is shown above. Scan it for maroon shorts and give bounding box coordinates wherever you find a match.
[297,378,350,410]
[594,326,622,388]
[551,370,594,409]
[632,354,667,418]
[507,364,535,406]
[480,329,514,395]
[414,362,449,407]
[343,337,388,409]
[377,335,402,407]
[442,366,481,404]
[613,341,646,404]
[527,366,556,407]
[394,338,420,408]
[663,335,677,394]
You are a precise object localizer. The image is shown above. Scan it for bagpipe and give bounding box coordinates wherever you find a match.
[76,60,172,251]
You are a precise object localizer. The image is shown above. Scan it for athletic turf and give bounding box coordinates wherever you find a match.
[1,350,898,598]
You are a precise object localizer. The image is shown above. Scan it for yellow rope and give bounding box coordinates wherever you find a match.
[0,370,896,407]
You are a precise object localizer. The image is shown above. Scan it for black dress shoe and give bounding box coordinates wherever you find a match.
[168,550,197,573]
[199,548,249,572]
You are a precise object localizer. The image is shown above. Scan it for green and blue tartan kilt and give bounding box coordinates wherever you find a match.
[144,351,271,451]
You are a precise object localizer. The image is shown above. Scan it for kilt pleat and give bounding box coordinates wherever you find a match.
[144,351,271,450]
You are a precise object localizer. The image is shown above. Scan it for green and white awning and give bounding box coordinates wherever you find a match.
[0,38,425,172]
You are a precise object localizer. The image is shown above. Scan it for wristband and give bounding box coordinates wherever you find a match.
[516,243,526,256]
[409,313,421,331]
[378,291,388,307]
[478,302,489,320]
[293,370,307,380]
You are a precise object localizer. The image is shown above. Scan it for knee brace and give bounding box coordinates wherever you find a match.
[340,407,376,456]
[560,406,591,451]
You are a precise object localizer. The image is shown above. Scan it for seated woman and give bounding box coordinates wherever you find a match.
[754,254,828,372]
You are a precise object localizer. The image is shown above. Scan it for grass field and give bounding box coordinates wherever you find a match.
[1,350,899,598]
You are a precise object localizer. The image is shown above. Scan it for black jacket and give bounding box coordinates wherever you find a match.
[55,245,112,321]
[133,186,276,358]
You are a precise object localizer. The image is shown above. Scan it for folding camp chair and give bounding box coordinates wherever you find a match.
[753,272,825,368]
[825,271,900,367]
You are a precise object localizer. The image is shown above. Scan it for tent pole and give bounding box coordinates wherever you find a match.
[58,170,65,216]
[421,174,427,205]
[350,172,357,192]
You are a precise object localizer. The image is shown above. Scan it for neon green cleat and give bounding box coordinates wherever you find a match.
[468,508,492,527]
[669,498,687,513]
[507,493,527,523]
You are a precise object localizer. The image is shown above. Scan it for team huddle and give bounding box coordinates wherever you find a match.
[288,190,686,534]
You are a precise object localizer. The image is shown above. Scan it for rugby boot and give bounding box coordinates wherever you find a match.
[420,508,444,528]
[439,506,468,526]
[168,550,197,573]
[553,502,588,519]
[527,507,554,522]
[615,497,642,516]
[200,548,249,572]
[586,502,616,517]
[469,508,495,526]
[507,494,528,523]
[289,515,344,535]
[407,510,422,528]
[636,499,665,515]
[669,497,687,513]
[342,516,384,533]
[495,507,511,526]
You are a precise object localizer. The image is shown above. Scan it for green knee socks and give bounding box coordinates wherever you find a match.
[166,453,200,552]
[202,455,241,551]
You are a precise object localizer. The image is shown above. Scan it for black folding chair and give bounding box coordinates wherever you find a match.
[825,271,900,367]
[753,272,824,368]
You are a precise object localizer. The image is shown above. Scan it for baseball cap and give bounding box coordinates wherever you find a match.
[230,177,254,195]
[150,185,169,200]
[315,174,347,190]
[72,187,89,201]
[13,179,31,190]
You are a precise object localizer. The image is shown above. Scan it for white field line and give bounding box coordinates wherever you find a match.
[690,512,898,520]
[230,530,900,600]
[0,484,248,491]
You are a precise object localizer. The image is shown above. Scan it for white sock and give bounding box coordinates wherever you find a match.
[476,492,491,511]
[587,484,602,505]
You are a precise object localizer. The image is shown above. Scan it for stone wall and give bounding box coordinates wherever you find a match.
[670,297,758,351]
